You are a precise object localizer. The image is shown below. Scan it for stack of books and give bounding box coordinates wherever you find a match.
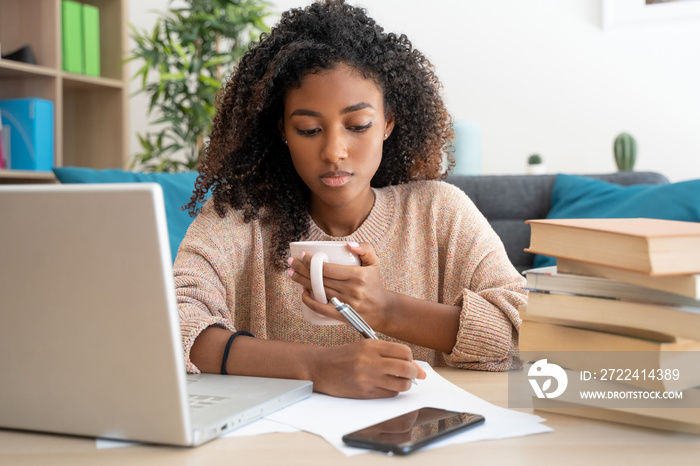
[521,217,700,434]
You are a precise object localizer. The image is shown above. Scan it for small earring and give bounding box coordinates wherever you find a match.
[384,134,388,139]
[284,140,288,145]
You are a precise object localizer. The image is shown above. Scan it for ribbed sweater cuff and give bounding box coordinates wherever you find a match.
[181,316,237,373]
[450,290,514,364]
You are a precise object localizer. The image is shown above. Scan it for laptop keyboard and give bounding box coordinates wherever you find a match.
[188,394,231,410]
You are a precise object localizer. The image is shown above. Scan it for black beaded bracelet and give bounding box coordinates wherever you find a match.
[221,330,254,375]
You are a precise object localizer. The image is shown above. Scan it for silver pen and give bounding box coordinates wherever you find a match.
[330,297,377,339]
[330,297,417,386]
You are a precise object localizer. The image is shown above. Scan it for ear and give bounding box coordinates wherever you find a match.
[383,112,395,140]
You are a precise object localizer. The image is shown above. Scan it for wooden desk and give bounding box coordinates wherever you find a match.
[1,368,698,465]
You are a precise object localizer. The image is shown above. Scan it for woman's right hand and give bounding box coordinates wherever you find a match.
[309,339,426,399]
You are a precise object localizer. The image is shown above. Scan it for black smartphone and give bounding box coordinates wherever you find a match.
[341,407,485,455]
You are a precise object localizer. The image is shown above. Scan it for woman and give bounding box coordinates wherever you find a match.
[176,0,526,399]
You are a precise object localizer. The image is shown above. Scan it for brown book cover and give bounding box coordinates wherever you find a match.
[533,399,700,435]
[520,304,678,343]
[519,319,700,392]
[524,292,700,342]
[525,218,700,275]
[528,366,700,427]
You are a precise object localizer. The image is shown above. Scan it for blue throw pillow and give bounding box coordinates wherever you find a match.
[53,167,202,262]
[532,174,700,268]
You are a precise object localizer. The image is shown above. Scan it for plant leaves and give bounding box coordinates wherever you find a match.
[127,0,271,172]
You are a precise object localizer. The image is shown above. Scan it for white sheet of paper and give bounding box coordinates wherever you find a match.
[96,362,550,452]
[223,418,300,437]
[266,361,552,456]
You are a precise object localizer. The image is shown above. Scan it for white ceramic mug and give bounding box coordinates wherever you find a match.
[289,241,361,325]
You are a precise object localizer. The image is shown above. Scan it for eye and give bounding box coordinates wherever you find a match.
[349,122,373,132]
[296,128,321,136]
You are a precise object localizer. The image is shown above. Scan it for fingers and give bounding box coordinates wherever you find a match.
[312,340,423,399]
[287,254,309,281]
[360,340,423,394]
[287,241,377,279]
[377,343,423,382]
[286,249,360,300]
[414,361,427,380]
[288,251,356,281]
[300,288,345,323]
[345,241,379,267]
[287,243,377,290]
[312,242,379,281]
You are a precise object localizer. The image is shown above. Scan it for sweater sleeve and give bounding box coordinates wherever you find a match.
[436,185,527,371]
[173,203,238,374]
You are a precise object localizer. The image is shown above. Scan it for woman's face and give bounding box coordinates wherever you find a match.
[281,63,394,217]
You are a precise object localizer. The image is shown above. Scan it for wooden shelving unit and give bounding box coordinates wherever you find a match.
[0,0,128,184]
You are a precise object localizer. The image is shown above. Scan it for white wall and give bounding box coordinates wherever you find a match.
[129,0,700,181]
[128,0,170,167]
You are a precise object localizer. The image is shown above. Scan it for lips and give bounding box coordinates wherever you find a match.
[320,171,352,187]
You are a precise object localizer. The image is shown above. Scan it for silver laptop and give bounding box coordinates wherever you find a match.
[0,183,312,447]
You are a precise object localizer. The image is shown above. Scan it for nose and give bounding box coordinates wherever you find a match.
[321,127,348,163]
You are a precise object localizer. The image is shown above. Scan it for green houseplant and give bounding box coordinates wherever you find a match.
[527,153,542,166]
[614,132,637,172]
[527,153,545,175]
[129,0,271,172]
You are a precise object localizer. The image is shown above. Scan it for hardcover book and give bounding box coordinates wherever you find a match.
[525,266,700,307]
[82,4,100,77]
[519,319,700,392]
[532,398,700,436]
[528,366,700,425]
[520,302,678,343]
[62,0,84,74]
[524,290,700,342]
[525,218,700,275]
[556,258,700,300]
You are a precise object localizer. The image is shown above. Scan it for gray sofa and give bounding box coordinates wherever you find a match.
[444,172,670,273]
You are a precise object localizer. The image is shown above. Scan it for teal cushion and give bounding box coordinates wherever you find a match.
[53,167,201,262]
[533,174,700,268]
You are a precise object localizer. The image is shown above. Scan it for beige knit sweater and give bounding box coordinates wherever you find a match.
[175,180,527,373]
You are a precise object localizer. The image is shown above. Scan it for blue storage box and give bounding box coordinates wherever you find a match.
[0,98,55,171]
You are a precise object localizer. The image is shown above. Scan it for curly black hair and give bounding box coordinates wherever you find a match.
[187,0,454,269]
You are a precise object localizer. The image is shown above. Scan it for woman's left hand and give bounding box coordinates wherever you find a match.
[288,241,393,330]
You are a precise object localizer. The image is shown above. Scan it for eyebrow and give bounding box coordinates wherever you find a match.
[289,102,374,118]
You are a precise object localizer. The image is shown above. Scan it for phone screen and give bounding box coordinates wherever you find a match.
[341,407,485,455]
